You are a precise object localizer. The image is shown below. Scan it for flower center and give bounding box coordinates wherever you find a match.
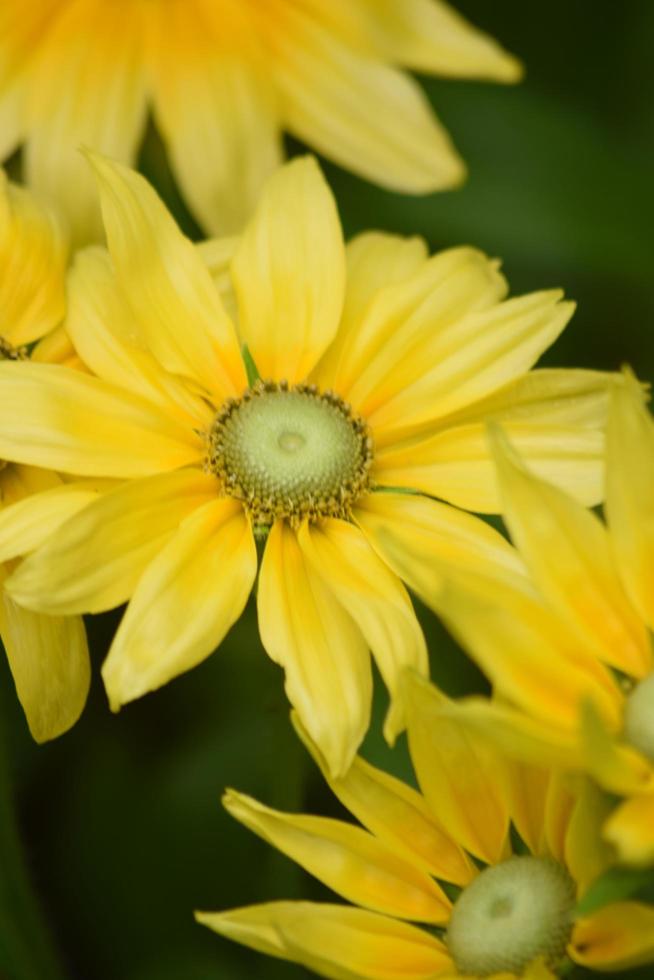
[0,336,27,361]
[206,381,373,527]
[623,673,654,763]
[446,856,575,976]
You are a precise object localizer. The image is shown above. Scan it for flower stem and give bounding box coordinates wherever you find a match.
[0,707,68,980]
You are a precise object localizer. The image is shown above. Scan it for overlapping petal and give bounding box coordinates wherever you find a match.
[603,792,654,866]
[571,902,654,971]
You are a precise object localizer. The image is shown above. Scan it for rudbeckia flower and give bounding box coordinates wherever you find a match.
[0,169,99,740]
[405,374,654,866]
[0,155,612,775]
[197,697,654,978]
[0,0,521,243]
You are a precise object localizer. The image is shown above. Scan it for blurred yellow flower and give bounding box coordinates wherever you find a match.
[197,689,654,978]
[0,169,97,741]
[0,0,521,243]
[0,155,610,775]
[410,374,654,866]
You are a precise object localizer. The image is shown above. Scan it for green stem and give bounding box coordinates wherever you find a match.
[0,706,68,980]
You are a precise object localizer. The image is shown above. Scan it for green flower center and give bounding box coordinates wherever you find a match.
[623,673,654,762]
[207,381,373,527]
[446,856,575,976]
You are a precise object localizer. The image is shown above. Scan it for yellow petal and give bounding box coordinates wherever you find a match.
[0,361,203,477]
[570,902,654,970]
[0,479,103,562]
[376,421,605,512]
[102,498,255,708]
[232,156,345,383]
[86,153,244,399]
[313,231,428,391]
[579,699,653,797]
[332,246,507,413]
[66,246,214,428]
[490,426,651,677]
[258,521,372,778]
[606,372,654,631]
[564,778,614,894]
[298,519,427,743]
[23,1,148,245]
[404,673,510,864]
[422,567,622,732]
[31,324,85,371]
[364,291,574,440]
[7,470,219,615]
[0,584,89,742]
[196,902,452,980]
[293,714,475,886]
[360,0,522,81]
[149,0,281,235]
[603,792,654,867]
[0,172,67,345]
[224,789,450,924]
[269,8,465,193]
[504,762,549,856]
[353,491,526,607]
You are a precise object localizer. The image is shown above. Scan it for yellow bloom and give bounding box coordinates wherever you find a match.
[409,373,654,866]
[0,0,521,244]
[0,155,610,775]
[197,695,654,978]
[0,168,97,741]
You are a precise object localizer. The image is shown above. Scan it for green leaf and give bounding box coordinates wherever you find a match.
[241,344,261,387]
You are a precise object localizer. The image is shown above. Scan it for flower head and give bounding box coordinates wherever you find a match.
[0,169,94,740]
[411,372,654,866]
[0,155,612,773]
[0,0,521,243]
[196,692,654,978]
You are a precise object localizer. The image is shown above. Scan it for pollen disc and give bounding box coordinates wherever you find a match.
[446,856,575,976]
[207,381,373,526]
[623,673,654,763]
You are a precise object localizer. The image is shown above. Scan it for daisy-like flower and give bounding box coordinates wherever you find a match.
[0,155,612,775]
[0,0,521,244]
[197,695,654,978]
[0,169,100,741]
[401,374,654,866]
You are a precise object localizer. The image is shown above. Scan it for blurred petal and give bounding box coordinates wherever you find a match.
[150,0,282,235]
[87,153,244,399]
[504,762,549,856]
[232,156,345,382]
[293,715,475,886]
[0,361,203,477]
[224,789,450,923]
[606,373,654,631]
[376,422,605,513]
[330,246,506,411]
[197,902,452,980]
[0,585,89,742]
[7,470,219,614]
[102,499,255,708]
[24,1,147,245]
[564,779,614,893]
[258,521,372,778]
[363,291,574,439]
[269,9,465,193]
[298,519,427,742]
[571,902,654,971]
[0,172,67,345]
[490,427,651,677]
[405,673,510,864]
[603,793,654,867]
[0,480,103,562]
[579,699,653,797]
[354,492,526,607]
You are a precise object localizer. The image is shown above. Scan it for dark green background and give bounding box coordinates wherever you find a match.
[1,3,653,978]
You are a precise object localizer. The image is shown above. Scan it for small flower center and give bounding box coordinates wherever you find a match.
[446,856,575,976]
[0,336,27,361]
[623,673,654,763]
[206,381,373,528]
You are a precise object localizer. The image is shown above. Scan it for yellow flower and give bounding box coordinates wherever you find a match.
[0,168,98,741]
[0,155,611,775]
[196,694,654,978]
[0,0,521,243]
[407,373,654,866]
